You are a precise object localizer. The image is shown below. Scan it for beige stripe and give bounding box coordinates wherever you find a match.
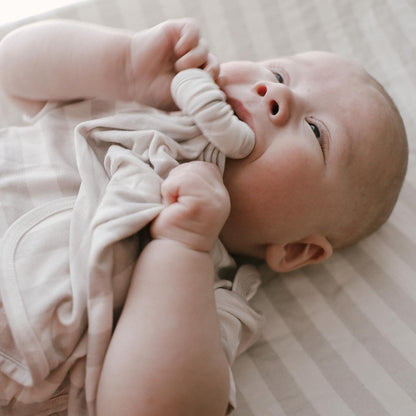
[76,0,109,25]
[2,129,35,219]
[326,249,416,368]
[234,389,255,416]
[151,0,187,20]
[376,0,416,51]
[0,208,8,236]
[20,131,61,208]
[252,286,356,416]
[405,164,416,190]
[215,1,258,61]
[379,2,416,70]
[360,231,416,299]
[296,0,331,50]
[342,245,416,334]
[361,6,407,77]
[234,353,287,416]
[257,0,296,55]
[92,0,125,28]
[126,0,161,27]
[270,0,311,51]
[112,0,149,30]
[310,0,354,55]
[285,269,416,415]
[389,197,416,245]
[237,0,276,60]
[189,0,240,62]
[327,1,375,64]
[400,183,416,214]
[50,2,83,21]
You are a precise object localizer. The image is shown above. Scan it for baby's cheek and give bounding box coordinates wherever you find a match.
[260,145,320,199]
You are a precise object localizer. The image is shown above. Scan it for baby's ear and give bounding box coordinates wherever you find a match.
[265,235,333,273]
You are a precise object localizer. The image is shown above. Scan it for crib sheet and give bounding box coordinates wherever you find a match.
[1,0,415,415]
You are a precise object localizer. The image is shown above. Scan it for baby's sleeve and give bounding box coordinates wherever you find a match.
[171,68,255,159]
[215,264,264,414]
[22,99,82,123]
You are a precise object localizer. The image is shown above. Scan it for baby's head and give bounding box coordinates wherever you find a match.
[217,51,408,272]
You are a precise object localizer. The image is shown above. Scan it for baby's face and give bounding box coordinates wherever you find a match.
[218,51,387,260]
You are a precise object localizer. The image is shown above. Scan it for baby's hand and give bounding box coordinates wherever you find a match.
[151,162,230,252]
[128,18,218,111]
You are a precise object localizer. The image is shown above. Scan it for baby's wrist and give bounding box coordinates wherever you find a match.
[124,32,143,102]
[150,225,217,254]
[148,237,215,263]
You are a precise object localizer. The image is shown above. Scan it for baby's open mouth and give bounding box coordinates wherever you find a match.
[227,98,241,119]
[227,98,253,131]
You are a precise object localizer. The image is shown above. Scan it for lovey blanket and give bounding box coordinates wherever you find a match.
[0,69,262,415]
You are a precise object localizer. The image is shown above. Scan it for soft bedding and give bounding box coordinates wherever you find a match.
[1,0,415,415]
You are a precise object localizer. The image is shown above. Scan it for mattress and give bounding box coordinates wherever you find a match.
[1,0,415,414]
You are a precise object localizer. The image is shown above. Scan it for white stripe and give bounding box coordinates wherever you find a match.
[385,0,416,48]
[238,0,276,60]
[112,0,149,29]
[363,7,405,73]
[284,270,416,416]
[0,204,9,236]
[76,0,107,25]
[389,200,416,245]
[327,249,416,371]
[405,163,416,191]
[251,287,356,416]
[277,0,314,50]
[191,0,239,62]
[20,125,62,206]
[310,0,353,54]
[152,0,186,20]
[359,231,416,298]
[234,353,287,416]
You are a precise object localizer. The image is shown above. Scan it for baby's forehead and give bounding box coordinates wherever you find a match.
[266,50,367,81]
[267,51,380,115]
[285,53,393,165]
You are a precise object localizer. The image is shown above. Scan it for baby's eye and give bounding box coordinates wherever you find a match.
[308,119,328,163]
[272,72,284,83]
[309,122,320,139]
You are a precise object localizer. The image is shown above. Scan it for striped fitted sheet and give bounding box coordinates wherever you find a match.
[1,0,415,415]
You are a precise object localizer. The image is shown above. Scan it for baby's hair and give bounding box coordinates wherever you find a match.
[328,73,408,249]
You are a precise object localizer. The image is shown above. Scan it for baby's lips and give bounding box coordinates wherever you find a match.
[171,68,255,160]
[224,110,255,159]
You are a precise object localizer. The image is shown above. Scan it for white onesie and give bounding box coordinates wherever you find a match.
[0,69,262,415]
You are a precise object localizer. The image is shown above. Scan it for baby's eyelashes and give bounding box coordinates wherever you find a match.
[272,71,284,83]
[266,64,288,84]
[309,122,320,139]
[307,118,329,163]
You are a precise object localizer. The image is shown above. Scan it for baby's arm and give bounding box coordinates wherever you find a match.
[0,18,217,115]
[97,162,231,416]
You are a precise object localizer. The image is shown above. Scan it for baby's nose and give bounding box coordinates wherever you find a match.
[255,82,291,124]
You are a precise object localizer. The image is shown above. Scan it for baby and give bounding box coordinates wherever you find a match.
[0,18,407,416]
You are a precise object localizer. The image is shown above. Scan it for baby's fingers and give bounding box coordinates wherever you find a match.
[150,162,230,251]
[174,19,201,57]
[173,19,214,72]
[202,53,220,80]
[175,38,210,72]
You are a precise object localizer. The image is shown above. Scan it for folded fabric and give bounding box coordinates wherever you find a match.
[0,69,262,415]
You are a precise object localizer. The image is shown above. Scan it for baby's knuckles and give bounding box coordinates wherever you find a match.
[152,162,230,251]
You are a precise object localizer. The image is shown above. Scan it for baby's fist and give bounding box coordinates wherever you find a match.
[151,162,230,252]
